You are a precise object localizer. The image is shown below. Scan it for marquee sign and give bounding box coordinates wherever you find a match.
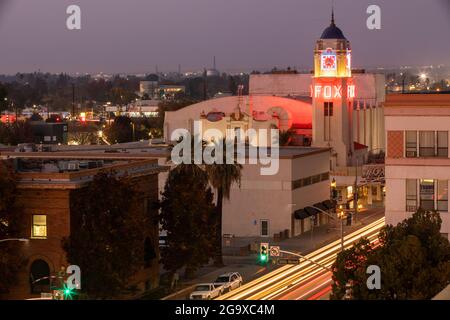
[361,164,385,183]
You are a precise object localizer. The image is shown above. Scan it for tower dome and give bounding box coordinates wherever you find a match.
[320,10,346,40]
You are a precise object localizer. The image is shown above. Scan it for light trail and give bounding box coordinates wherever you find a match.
[217,217,385,301]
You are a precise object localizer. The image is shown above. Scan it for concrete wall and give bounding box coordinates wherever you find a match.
[222,151,330,237]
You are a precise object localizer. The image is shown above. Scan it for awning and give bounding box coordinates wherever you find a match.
[294,200,336,220]
[322,200,337,210]
[313,202,328,212]
[294,209,310,220]
[304,206,319,216]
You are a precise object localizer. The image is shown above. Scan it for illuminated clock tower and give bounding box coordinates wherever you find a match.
[311,11,355,168]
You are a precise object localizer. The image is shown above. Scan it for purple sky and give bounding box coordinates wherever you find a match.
[0,0,449,74]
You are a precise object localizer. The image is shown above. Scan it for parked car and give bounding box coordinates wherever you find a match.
[214,272,243,292]
[189,283,224,300]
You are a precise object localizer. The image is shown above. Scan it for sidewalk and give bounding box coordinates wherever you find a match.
[162,208,384,300]
[224,208,384,255]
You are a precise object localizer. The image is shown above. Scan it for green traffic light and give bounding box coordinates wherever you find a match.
[62,284,75,300]
[260,254,268,262]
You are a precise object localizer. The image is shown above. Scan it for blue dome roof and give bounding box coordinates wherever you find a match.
[320,23,346,40]
[320,10,347,40]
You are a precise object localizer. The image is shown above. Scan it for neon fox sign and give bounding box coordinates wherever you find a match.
[310,84,356,99]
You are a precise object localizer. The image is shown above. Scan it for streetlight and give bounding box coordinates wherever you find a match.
[0,238,29,243]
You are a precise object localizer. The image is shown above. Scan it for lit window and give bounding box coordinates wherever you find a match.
[32,215,47,238]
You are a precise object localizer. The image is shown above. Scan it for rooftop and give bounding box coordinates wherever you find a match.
[1,141,330,161]
[384,93,450,107]
[5,155,164,189]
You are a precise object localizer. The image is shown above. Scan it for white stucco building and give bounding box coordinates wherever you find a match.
[223,147,332,238]
[385,94,450,240]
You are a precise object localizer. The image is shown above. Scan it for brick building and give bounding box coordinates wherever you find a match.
[0,154,164,299]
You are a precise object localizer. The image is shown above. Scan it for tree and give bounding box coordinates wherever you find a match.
[169,136,242,267]
[331,209,450,300]
[0,83,8,113]
[0,160,26,294]
[159,166,216,279]
[63,171,148,299]
[279,127,296,146]
[104,116,133,144]
[0,121,34,146]
[204,140,242,266]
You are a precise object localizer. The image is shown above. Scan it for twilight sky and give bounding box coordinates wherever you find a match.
[0,0,449,74]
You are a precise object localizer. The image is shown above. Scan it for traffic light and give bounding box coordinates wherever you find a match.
[62,284,75,300]
[259,243,269,264]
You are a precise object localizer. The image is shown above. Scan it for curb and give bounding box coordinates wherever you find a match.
[161,285,195,300]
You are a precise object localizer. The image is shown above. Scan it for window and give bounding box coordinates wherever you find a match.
[324,102,333,116]
[437,131,448,157]
[405,131,417,158]
[292,172,331,190]
[420,179,435,211]
[311,174,321,184]
[32,215,47,238]
[419,131,435,157]
[406,179,417,212]
[260,220,269,237]
[302,177,312,187]
[437,180,448,212]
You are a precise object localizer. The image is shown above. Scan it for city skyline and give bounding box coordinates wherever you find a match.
[0,0,449,74]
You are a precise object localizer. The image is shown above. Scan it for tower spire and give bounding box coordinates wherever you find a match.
[331,0,335,25]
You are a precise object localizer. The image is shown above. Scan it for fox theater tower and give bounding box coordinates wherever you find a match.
[312,12,356,168]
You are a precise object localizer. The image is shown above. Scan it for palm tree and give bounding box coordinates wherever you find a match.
[205,140,242,266]
[168,136,242,267]
[279,127,296,146]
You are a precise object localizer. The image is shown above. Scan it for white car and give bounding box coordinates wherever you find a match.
[214,272,243,292]
[189,283,224,300]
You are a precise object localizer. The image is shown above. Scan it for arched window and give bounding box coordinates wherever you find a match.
[30,259,50,294]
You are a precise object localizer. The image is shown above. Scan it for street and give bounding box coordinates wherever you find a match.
[217,217,385,300]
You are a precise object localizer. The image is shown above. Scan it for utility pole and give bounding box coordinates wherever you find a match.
[72,83,76,119]
[203,68,208,101]
[353,158,359,224]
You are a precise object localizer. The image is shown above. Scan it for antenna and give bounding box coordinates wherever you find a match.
[213,56,216,70]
